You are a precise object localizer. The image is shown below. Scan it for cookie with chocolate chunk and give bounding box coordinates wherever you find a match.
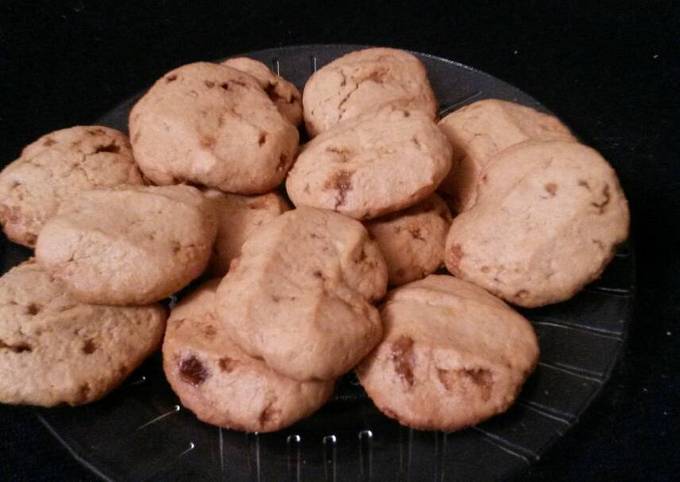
[0,260,166,407]
[438,99,575,212]
[444,140,629,307]
[286,104,452,220]
[163,279,334,432]
[0,126,143,247]
[357,275,538,431]
[222,57,302,126]
[303,47,437,136]
[130,62,299,194]
[366,194,452,286]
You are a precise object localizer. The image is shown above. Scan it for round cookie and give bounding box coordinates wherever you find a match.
[215,207,388,381]
[0,126,143,247]
[221,57,302,126]
[286,104,453,220]
[205,189,290,276]
[163,279,334,432]
[129,62,299,194]
[366,194,452,286]
[444,140,630,307]
[0,260,166,407]
[303,47,438,136]
[35,185,217,306]
[357,275,539,431]
[438,99,575,212]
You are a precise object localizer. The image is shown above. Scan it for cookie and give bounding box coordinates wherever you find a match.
[366,194,452,286]
[0,126,143,247]
[163,279,334,432]
[129,62,299,194]
[0,260,166,407]
[444,140,630,307]
[221,57,302,126]
[303,47,438,136]
[438,99,575,212]
[215,207,387,381]
[35,185,217,306]
[357,275,539,431]
[205,189,290,276]
[286,104,453,220]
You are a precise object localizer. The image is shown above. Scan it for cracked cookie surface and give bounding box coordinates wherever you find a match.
[163,279,334,432]
[286,104,452,220]
[0,126,143,247]
[215,207,387,381]
[221,57,302,126]
[0,260,166,407]
[438,99,575,213]
[36,185,217,305]
[356,275,538,431]
[302,47,437,136]
[129,62,299,194]
[444,140,630,307]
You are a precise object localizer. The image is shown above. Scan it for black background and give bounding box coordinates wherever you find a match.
[0,1,678,480]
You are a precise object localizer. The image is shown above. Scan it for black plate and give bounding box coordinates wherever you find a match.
[10,45,634,481]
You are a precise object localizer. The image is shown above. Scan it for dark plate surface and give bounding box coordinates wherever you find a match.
[5,45,634,481]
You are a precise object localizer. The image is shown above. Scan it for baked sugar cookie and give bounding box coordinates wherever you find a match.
[438,99,574,212]
[357,275,538,431]
[129,62,299,194]
[0,260,166,407]
[36,185,217,305]
[366,194,452,286]
[303,47,437,136]
[0,126,143,247]
[163,280,334,432]
[216,207,387,381]
[444,140,629,307]
[205,189,289,276]
[222,57,302,126]
[286,104,452,220]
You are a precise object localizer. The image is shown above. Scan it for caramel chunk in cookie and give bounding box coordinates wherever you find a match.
[444,140,629,307]
[287,104,452,220]
[130,62,299,194]
[357,275,538,431]
[0,126,143,247]
[164,280,334,432]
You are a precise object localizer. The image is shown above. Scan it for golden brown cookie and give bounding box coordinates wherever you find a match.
[215,207,387,381]
[205,189,290,276]
[438,99,575,212]
[366,194,452,286]
[163,279,334,432]
[0,126,143,247]
[444,140,630,307]
[357,275,538,431]
[35,185,217,305]
[221,57,302,126]
[129,62,299,194]
[286,104,452,220]
[0,260,166,407]
[303,47,438,136]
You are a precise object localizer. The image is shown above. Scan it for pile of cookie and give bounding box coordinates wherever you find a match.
[0,48,629,433]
